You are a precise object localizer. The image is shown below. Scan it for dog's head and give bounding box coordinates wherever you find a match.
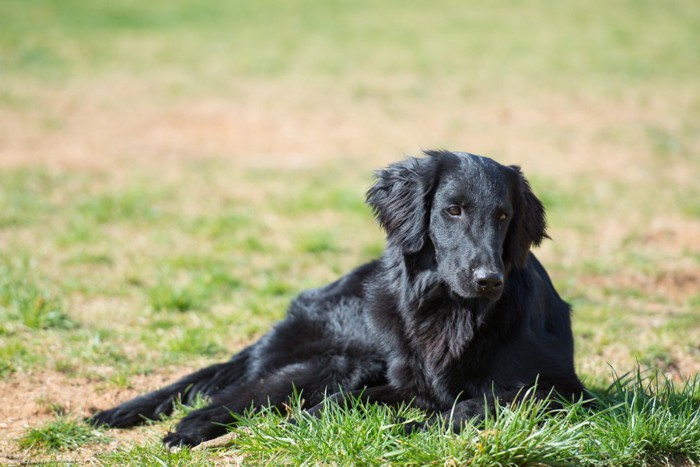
[367,150,547,300]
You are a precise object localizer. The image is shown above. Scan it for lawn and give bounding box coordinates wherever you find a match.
[1,0,699,464]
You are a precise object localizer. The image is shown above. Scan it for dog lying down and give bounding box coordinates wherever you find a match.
[90,150,585,448]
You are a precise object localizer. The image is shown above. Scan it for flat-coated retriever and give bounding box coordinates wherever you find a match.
[91,150,585,447]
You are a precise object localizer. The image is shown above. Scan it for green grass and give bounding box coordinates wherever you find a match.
[0,169,57,227]
[148,280,207,313]
[0,259,74,331]
[77,188,164,225]
[230,392,590,465]
[19,371,697,465]
[91,371,699,466]
[2,0,699,89]
[587,371,700,465]
[19,418,109,452]
[100,441,216,467]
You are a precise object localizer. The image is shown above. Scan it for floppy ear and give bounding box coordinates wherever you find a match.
[503,165,549,268]
[366,157,438,254]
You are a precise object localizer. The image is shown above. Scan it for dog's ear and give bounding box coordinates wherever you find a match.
[366,156,438,254]
[503,165,549,268]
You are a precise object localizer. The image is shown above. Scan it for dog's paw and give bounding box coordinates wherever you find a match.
[88,407,146,429]
[163,431,201,450]
[162,408,229,449]
[401,418,429,434]
[303,401,326,419]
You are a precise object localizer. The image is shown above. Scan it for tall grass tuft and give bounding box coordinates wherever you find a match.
[585,369,700,465]
[19,419,108,452]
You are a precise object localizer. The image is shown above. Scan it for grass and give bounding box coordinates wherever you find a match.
[230,390,589,465]
[1,0,699,464]
[0,259,74,332]
[2,0,699,88]
[0,276,73,331]
[18,418,109,452]
[588,374,700,465]
[16,373,696,464]
[96,371,699,465]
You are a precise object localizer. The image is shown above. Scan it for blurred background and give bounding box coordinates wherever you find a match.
[0,0,699,459]
[3,1,699,175]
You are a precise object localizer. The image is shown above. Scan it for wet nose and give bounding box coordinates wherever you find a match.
[474,270,504,292]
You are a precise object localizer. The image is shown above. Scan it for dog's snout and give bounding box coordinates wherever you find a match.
[474,270,504,292]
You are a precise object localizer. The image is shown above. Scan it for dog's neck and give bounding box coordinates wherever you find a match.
[381,246,498,347]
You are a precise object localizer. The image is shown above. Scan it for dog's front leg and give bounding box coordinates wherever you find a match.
[303,384,406,419]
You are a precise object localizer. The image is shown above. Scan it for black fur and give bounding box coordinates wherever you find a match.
[90,150,584,447]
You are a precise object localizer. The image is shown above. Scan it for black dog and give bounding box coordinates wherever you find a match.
[91,150,584,447]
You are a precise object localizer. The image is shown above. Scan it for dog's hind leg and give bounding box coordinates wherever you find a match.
[90,347,252,428]
[163,356,385,447]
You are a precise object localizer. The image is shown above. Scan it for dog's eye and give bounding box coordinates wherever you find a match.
[445,205,462,217]
[498,212,509,222]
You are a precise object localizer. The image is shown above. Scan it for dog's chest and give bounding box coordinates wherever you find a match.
[411,301,478,363]
[407,303,493,402]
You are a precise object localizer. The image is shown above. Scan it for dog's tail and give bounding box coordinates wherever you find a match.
[89,346,253,428]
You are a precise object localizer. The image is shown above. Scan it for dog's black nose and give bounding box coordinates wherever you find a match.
[475,271,504,292]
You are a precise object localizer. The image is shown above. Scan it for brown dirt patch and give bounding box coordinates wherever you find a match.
[1,77,695,180]
[653,269,700,301]
[579,266,700,307]
[0,369,193,464]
